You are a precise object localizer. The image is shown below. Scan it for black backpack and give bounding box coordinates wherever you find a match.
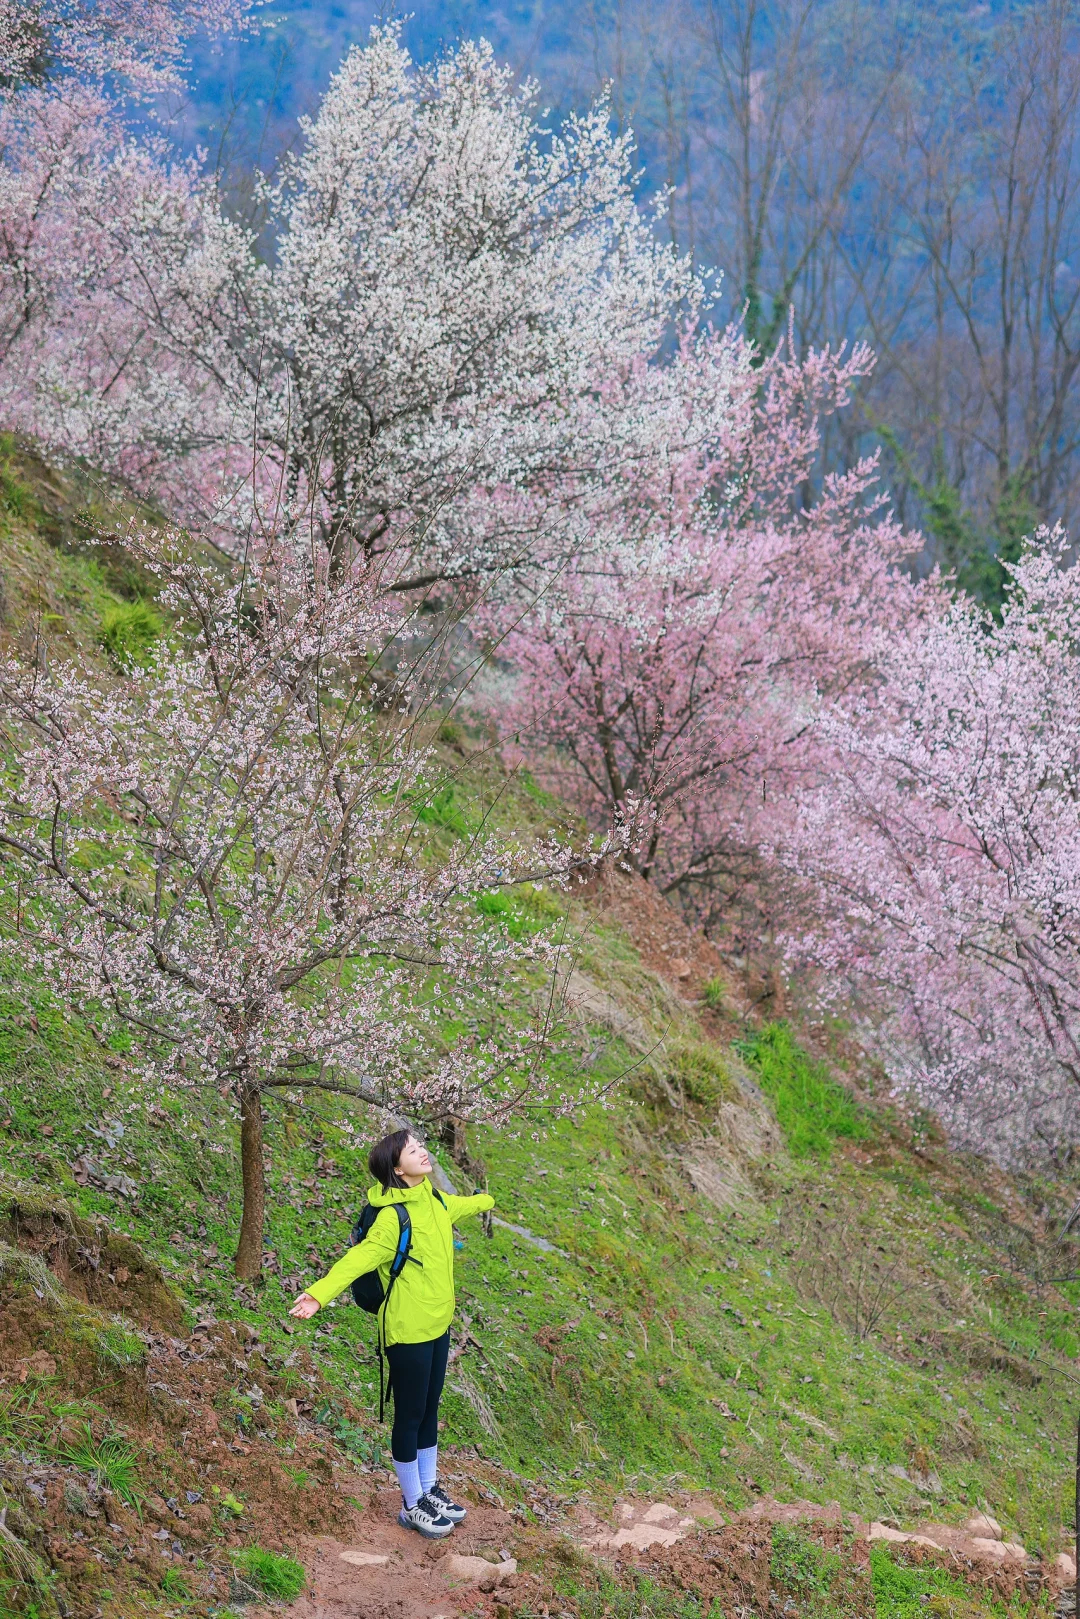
[349,1202,413,1313]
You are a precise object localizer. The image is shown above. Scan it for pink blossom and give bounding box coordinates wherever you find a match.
[778,527,1080,1164]
[0,0,253,93]
[482,324,931,915]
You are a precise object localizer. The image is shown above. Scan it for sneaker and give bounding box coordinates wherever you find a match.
[427,1481,467,1522]
[398,1494,455,1539]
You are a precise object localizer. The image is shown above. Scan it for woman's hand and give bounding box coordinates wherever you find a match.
[289,1292,321,1319]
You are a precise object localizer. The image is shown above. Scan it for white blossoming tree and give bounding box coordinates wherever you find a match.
[0,518,592,1277]
[16,25,696,583]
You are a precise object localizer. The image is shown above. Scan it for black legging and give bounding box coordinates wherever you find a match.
[384,1332,449,1462]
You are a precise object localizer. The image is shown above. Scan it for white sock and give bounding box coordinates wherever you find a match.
[393,1457,422,1509]
[417,1444,438,1493]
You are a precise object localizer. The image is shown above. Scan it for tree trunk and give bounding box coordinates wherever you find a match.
[234,1080,266,1280]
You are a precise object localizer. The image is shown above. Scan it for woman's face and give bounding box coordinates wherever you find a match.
[396,1134,432,1180]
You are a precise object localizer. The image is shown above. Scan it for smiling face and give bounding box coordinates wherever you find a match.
[395,1134,432,1182]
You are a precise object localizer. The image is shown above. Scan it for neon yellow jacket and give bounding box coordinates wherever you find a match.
[305,1177,495,1346]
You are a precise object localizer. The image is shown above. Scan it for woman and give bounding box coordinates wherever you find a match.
[289,1129,495,1539]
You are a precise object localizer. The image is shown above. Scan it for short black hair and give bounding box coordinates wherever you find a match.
[368,1128,413,1192]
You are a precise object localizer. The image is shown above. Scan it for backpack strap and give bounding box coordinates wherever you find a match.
[377,1204,412,1424]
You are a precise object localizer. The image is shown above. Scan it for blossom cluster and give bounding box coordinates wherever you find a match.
[775,529,1080,1164]
[0,521,595,1124]
[0,0,252,93]
[484,325,932,911]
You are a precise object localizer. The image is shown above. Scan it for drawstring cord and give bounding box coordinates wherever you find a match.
[377,1298,388,1423]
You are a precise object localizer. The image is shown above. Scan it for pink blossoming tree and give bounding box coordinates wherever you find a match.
[0,0,252,93]
[777,528,1080,1165]
[485,328,930,921]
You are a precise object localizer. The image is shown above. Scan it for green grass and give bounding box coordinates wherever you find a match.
[0,949,1077,1549]
[769,1523,860,1617]
[417,783,473,836]
[231,1547,305,1601]
[85,1318,147,1368]
[701,976,728,1011]
[548,1554,721,1619]
[158,1568,193,1601]
[98,599,163,668]
[737,1021,869,1156]
[58,1426,141,1507]
[868,1542,1039,1617]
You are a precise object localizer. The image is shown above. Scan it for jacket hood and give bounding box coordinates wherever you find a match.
[367,1179,432,1207]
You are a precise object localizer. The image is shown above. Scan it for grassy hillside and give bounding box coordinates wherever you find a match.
[0,440,1078,1618]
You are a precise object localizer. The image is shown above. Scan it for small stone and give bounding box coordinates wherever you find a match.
[1054,1552,1076,1579]
[441,1554,516,1591]
[642,1503,679,1524]
[869,1523,910,1544]
[339,1549,389,1568]
[964,1512,1003,1540]
[969,1537,1010,1560]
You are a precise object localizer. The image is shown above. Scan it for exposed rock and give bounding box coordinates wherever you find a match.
[965,1512,1003,1540]
[869,1523,910,1543]
[440,1553,517,1591]
[1054,1552,1076,1579]
[969,1536,1027,1561]
[339,1549,390,1568]
[608,1523,684,1550]
[869,1522,942,1550]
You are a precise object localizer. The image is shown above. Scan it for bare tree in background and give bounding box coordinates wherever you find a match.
[567,0,1080,599]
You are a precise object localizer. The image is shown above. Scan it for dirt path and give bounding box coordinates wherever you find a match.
[245,1477,522,1619]
[248,1478,1075,1619]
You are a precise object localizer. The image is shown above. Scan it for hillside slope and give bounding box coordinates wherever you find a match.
[0,441,1078,1619]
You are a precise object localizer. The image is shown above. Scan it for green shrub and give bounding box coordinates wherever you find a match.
[0,465,36,524]
[98,600,162,669]
[436,718,465,749]
[769,1523,842,1600]
[701,976,729,1011]
[159,1568,192,1600]
[476,889,512,918]
[869,1543,983,1617]
[58,1426,140,1506]
[231,1547,305,1601]
[476,884,563,940]
[735,1023,868,1157]
[557,1564,715,1618]
[667,1039,735,1107]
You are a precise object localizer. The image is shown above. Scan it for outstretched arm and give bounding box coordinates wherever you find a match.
[289,1209,399,1315]
[441,1191,495,1222]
